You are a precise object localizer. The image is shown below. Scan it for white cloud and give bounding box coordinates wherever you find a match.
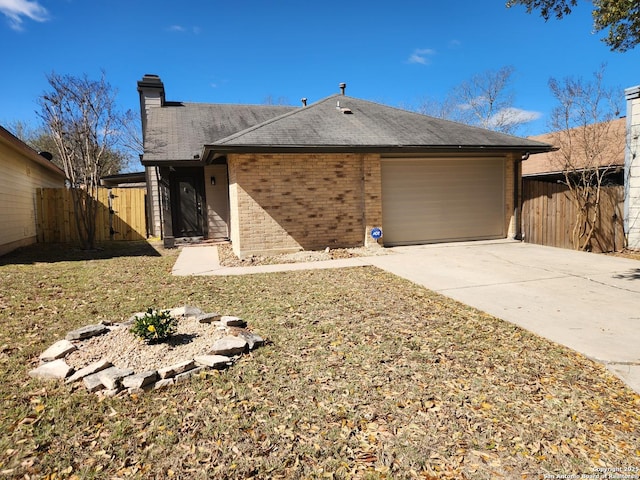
[168,25,201,34]
[487,107,542,128]
[0,0,48,30]
[408,48,435,65]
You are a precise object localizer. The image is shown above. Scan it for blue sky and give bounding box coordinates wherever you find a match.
[1,0,639,150]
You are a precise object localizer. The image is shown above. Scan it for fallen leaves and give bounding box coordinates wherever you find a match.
[0,243,639,479]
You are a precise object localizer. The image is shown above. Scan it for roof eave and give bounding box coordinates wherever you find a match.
[0,126,67,178]
[203,143,555,161]
[140,157,206,167]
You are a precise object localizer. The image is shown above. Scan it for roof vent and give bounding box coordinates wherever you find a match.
[336,100,352,114]
[339,82,346,95]
[301,98,307,106]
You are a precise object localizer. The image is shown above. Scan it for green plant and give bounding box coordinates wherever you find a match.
[130,308,177,343]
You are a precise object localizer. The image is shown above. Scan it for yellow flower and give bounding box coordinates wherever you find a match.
[147,325,156,332]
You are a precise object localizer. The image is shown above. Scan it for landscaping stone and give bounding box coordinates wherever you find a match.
[197,312,222,324]
[39,340,76,361]
[157,359,196,379]
[235,330,264,350]
[175,366,205,383]
[98,367,134,390]
[65,359,112,384]
[83,372,106,393]
[220,315,247,327]
[29,359,73,380]
[194,354,232,369]
[66,324,108,341]
[209,336,248,356]
[127,385,154,395]
[154,378,174,390]
[170,305,203,319]
[122,370,158,389]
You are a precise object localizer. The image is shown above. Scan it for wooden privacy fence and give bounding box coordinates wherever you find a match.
[522,180,624,253]
[36,187,147,243]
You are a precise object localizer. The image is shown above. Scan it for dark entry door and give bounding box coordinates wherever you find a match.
[172,171,204,237]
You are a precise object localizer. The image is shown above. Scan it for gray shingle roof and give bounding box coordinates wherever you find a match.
[213,95,551,150]
[143,103,297,162]
[142,95,553,164]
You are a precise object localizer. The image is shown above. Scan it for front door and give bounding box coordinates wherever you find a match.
[171,170,204,237]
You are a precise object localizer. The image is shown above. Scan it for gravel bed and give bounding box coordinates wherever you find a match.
[216,243,394,267]
[64,316,229,373]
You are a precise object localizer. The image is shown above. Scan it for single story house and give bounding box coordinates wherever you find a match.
[138,74,553,258]
[0,125,66,256]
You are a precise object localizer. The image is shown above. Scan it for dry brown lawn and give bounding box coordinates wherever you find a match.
[0,242,638,479]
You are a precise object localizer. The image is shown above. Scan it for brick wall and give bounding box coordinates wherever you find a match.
[228,153,382,257]
[362,154,383,247]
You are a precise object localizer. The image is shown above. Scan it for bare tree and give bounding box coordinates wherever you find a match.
[546,65,625,250]
[410,95,461,121]
[414,66,539,135]
[262,95,292,106]
[37,72,130,249]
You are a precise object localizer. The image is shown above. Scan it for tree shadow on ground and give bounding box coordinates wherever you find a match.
[613,268,640,280]
[0,240,165,266]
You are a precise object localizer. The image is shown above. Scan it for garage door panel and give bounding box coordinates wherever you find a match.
[381,158,505,245]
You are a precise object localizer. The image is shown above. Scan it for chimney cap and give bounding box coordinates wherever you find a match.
[138,74,164,90]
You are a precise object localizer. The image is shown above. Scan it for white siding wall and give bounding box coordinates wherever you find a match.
[625,86,640,249]
[0,141,65,256]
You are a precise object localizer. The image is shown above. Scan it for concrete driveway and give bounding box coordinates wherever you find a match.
[366,240,640,393]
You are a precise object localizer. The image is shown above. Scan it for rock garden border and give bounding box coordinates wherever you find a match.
[28,306,264,397]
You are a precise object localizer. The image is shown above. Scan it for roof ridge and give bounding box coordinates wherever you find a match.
[180,101,297,109]
[212,95,341,145]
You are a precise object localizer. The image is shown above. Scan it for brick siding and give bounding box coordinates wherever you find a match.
[228,153,382,257]
[227,153,514,257]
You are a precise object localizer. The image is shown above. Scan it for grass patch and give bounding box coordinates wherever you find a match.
[1,242,639,479]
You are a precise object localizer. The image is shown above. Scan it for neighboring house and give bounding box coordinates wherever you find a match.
[0,125,66,256]
[523,117,626,185]
[625,85,640,250]
[521,119,626,252]
[138,74,552,258]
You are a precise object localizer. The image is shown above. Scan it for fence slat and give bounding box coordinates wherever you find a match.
[522,180,624,252]
[36,187,147,244]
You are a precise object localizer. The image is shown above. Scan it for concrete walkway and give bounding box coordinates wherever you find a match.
[172,240,640,394]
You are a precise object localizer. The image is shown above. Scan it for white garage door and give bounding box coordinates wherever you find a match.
[381,157,505,246]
